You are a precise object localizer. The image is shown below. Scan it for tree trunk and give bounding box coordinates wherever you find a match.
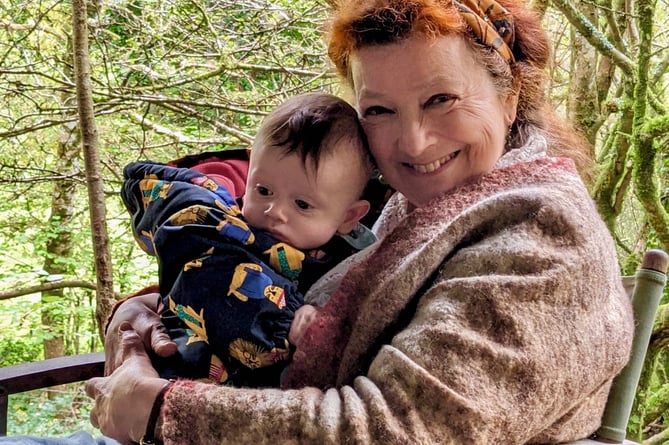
[567,0,599,150]
[630,0,669,253]
[591,89,634,233]
[71,0,116,340]
[41,119,80,362]
[40,28,81,370]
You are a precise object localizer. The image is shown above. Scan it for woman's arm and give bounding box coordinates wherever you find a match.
[87,325,169,444]
[92,251,629,444]
[152,183,632,444]
[91,177,633,444]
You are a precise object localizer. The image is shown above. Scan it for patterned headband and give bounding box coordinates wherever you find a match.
[455,0,516,63]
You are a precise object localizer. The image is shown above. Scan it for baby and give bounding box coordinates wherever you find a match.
[122,93,376,387]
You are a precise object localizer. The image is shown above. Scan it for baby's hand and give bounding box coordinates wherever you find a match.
[289,304,321,345]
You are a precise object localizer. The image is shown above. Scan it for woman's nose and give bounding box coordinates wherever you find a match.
[399,117,429,157]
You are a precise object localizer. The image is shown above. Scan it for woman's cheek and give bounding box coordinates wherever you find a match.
[364,126,391,159]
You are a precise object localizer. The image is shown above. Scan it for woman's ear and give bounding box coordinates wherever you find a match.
[337,199,371,234]
[504,90,520,127]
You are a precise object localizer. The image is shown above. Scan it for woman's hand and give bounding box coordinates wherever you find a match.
[104,293,177,375]
[87,324,170,445]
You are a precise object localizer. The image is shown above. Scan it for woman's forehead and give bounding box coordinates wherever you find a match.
[350,35,477,93]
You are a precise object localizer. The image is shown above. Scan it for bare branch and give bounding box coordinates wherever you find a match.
[0,280,116,301]
[643,425,669,444]
[125,110,252,145]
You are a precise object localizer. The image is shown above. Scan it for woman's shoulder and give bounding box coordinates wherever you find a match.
[421,156,591,225]
[380,156,610,267]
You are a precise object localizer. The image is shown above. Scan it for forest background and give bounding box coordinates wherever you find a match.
[0,0,668,440]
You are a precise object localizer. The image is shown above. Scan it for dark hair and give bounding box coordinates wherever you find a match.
[253,92,373,175]
[327,0,593,181]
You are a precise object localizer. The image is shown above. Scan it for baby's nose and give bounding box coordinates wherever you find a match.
[264,202,287,222]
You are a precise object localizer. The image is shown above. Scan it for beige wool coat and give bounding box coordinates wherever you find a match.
[161,154,634,444]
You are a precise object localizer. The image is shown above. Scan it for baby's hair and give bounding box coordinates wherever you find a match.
[253,92,373,175]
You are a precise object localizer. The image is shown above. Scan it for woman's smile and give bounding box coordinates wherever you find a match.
[406,150,461,174]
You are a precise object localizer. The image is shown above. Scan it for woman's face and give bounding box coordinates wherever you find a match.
[351,34,518,208]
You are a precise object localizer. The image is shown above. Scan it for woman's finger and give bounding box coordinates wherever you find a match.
[89,403,100,429]
[85,376,105,429]
[84,376,102,399]
[104,293,161,374]
[118,325,146,362]
[150,322,178,357]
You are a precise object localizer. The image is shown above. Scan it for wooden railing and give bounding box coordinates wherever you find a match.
[0,352,104,435]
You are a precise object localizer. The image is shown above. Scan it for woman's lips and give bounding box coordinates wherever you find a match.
[406,150,460,173]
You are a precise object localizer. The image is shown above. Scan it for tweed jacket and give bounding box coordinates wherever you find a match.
[160,153,634,444]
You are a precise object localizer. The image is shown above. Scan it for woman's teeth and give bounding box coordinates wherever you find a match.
[410,151,458,173]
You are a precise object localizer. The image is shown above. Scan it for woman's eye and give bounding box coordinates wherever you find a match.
[256,185,272,196]
[426,94,456,107]
[295,199,311,210]
[363,105,392,116]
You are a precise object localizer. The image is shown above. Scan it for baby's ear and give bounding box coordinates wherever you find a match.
[337,199,371,234]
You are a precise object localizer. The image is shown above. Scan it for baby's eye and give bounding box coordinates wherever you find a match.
[255,185,272,196]
[363,105,392,116]
[295,199,311,210]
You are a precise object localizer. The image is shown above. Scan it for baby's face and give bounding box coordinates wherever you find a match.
[242,144,366,250]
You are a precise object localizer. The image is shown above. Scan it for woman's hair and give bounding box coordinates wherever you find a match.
[326,0,593,180]
[253,92,374,176]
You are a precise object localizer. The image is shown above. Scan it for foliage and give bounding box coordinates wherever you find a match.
[8,385,97,436]
[0,337,42,368]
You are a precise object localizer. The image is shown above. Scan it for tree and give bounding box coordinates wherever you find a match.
[548,0,669,439]
[71,0,115,336]
[550,0,668,255]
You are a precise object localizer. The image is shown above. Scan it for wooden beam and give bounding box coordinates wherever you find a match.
[0,352,104,436]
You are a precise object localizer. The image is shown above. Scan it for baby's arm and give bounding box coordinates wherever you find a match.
[288,304,321,345]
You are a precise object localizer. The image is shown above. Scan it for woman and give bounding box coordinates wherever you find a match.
[86,0,634,443]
